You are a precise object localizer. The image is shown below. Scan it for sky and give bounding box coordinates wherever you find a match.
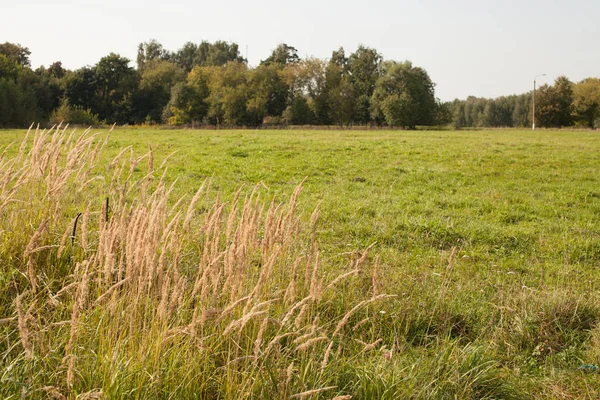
[1,0,598,101]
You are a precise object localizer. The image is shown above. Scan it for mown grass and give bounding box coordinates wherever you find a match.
[0,126,599,399]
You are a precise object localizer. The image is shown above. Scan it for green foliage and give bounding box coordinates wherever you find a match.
[536,76,574,128]
[371,61,436,128]
[0,78,38,127]
[94,53,139,124]
[326,67,355,127]
[347,45,383,124]
[261,43,300,66]
[572,78,600,128]
[283,96,315,125]
[1,40,598,130]
[49,98,101,125]
[247,63,289,123]
[163,66,212,125]
[206,61,251,125]
[0,54,21,80]
[136,39,169,71]
[450,94,532,129]
[170,40,246,72]
[136,60,186,123]
[0,42,31,67]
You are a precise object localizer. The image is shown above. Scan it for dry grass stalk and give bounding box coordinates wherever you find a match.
[372,255,380,298]
[289,386,337,399]
[295,336,328,351]
[2,126,395,396]
[361,338,383,353]
[184,178,210,229]
[326,268,359,291]
[0,316,17,325]
[332,294,395,338]
[42,386,67,400]
[15,291,33,359]
[285,362,295,385]
[253,316,269,357]
[64,261,90,386]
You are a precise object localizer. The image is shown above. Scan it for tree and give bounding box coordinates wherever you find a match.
[0,42,31,67]
[325,55,355,127]
[64,67,99,114]
[483,101,498,127]
[47,61,66,79]
[137,39,169,71]
[283,97,315,125]
[511,94,531,127]
[261,44,300,66]
[171,42,198,72]
[171,41,246,72]
[451,100,466,129]
[247,64,289,124]
[136,60,185,122]
[0,54,21,80]
[0,78,38,127]
[94,53,139,124]
[206,61,250,126]
[572,78,600,128]
[434,100,452,126]
[283,58,329,124]
[536,76,573,128]
[371,61,436,129]
[347,45,382,124]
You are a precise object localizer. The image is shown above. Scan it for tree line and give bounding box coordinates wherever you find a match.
[1,40,598,129]
[449,76,600,129]
[0,40,444,128]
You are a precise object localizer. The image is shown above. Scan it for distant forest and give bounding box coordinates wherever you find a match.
[0,40,599,129]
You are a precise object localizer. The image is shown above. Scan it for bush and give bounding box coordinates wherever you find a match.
[49,99,101,126]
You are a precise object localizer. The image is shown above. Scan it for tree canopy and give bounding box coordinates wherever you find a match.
[1,39,598,129]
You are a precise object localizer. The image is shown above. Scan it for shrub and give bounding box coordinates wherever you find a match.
[49,99,101,126]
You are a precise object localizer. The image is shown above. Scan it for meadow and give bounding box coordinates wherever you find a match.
[1,126,599,399]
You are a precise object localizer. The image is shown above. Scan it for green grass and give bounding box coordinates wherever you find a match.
[1,127,600,398]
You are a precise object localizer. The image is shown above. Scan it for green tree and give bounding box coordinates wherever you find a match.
[246,64,289,125]
[172,41,246,72]
[283,58,329,124]
[136,60,185,123]
[325,57,355,127]
[163,66,212,125]
[0,42,31,67]
[94,53,139,124]
[451,100,466,129]
[371,61,436,129]
[572,78,600,128]
[206,61,250,126]
[0,54,21,80]
[347,45,382,124]
[536,76,573,128]
[137,39,169,71]
[65,67,98,114]
[283,96,315,125]
[47,61,66,79]
[0,78,38,127]
[261,43,300,66]
[511,94,531,127]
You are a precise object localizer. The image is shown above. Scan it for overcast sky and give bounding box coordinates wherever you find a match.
[1,0,598,101]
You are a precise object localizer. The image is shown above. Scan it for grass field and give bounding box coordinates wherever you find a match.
[1,127,600,399]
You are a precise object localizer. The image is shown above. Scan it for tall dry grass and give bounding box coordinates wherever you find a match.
[0,125,388,398]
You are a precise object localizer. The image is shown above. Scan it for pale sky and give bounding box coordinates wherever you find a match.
[1,0,598,101]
